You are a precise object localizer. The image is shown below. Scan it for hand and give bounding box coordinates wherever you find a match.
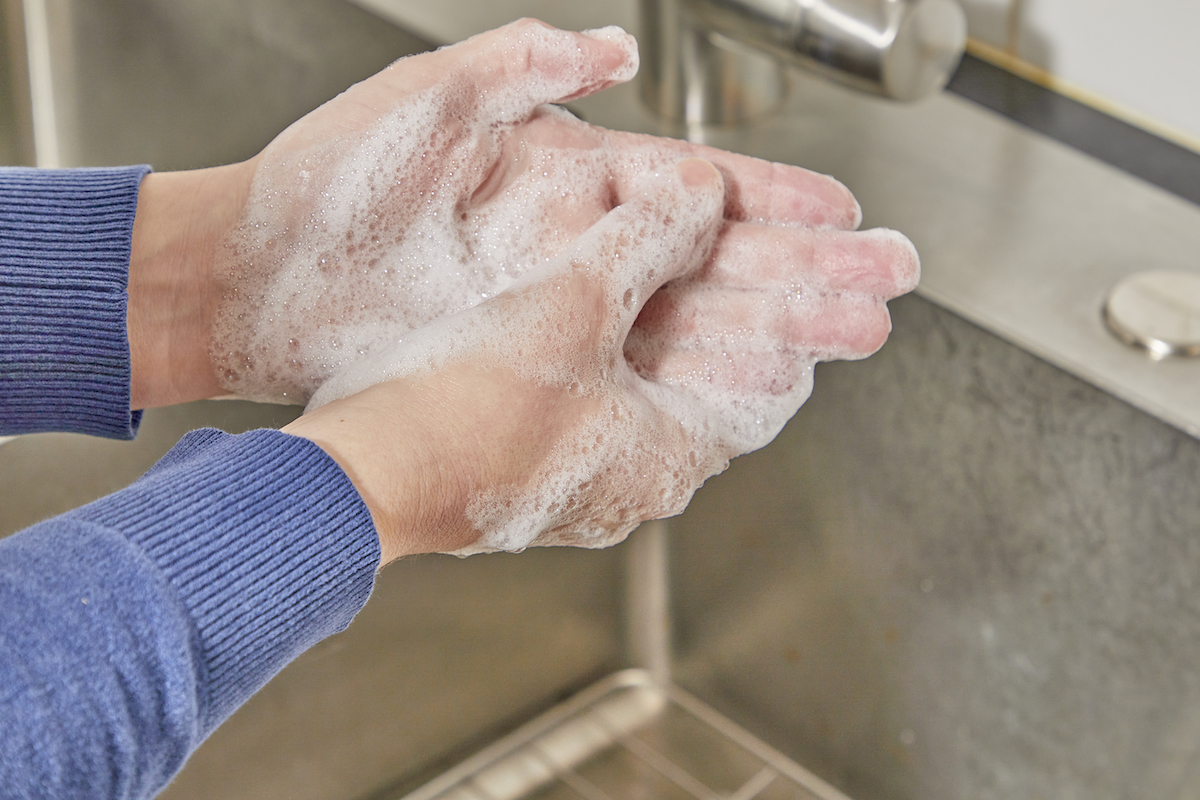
[126,19,888,410]
[127,19,636,409]
[625,223,918,453]
[285,158,727,559]
[203,19,869,406]
[284,156,917,561]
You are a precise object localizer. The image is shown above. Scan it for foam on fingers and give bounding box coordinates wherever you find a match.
[463,20,639,121]
[700,224,920,297]
[605,133,862,229]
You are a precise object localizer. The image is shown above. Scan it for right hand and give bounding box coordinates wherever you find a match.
[283,157,917,561]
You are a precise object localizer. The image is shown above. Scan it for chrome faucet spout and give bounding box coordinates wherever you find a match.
[640,0,968,124]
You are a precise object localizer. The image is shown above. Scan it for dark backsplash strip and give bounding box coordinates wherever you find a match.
[947,53,1200,208]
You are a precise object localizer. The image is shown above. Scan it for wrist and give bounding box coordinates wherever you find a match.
[280,386,448,564]
[281,374,498,563]
[128,161,255,409]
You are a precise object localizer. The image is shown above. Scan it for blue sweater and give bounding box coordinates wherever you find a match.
[0,167,381,799]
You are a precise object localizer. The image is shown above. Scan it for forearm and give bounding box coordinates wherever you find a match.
[0,427,380,799]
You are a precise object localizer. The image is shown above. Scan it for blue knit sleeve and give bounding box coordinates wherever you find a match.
[0,166,150,439]
[0,427,381,800]
[0,166,382,799]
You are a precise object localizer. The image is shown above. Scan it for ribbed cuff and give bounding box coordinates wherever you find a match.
[0,166,151,439]
[65,428,381,734]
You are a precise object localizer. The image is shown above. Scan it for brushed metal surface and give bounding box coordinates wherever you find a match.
[639,0,967,123]
[0,1,34,165]
[668,295,1200,799]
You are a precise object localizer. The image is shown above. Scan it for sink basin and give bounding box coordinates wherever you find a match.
[5,1,1200,799]
[565,42,1200,800]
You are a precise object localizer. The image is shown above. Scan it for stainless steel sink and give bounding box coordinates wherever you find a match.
[569,51,1200,800]
[5,1,1200,799]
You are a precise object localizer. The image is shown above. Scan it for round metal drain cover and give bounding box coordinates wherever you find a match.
[1104,270,1200,359]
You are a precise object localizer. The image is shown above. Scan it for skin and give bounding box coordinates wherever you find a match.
[128,164,250,409]
[126,20,920,563]
[297,159,731,558]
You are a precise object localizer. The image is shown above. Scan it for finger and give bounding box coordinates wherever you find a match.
[708,151,860,230]
[625,333,805,393]
[632,285,894,359]
[602,128,862,229]
[440,20,638,121]
[358,21,635,125]
[696,224,921,298]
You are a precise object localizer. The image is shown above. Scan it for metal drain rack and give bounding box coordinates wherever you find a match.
[394,670,851,800]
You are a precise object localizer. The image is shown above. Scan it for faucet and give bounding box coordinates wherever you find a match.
[640,0,968,124]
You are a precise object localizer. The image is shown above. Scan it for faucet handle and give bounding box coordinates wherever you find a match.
[792,0,968,101]
[641,0,968,123]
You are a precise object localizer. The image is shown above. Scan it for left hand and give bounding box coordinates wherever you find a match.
[126,21,893,411]
[285,156,916,559]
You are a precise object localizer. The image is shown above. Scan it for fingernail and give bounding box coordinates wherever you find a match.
[677,157,721,188]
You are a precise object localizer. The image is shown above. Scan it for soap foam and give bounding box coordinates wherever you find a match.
[211,23,909,554]
[212,23,642,403]
[304,165,735,554]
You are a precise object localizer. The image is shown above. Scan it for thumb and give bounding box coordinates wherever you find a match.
[451,20,639,121]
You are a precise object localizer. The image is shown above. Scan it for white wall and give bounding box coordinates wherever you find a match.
[961,0,1200,146]
[354,0,1200,147]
